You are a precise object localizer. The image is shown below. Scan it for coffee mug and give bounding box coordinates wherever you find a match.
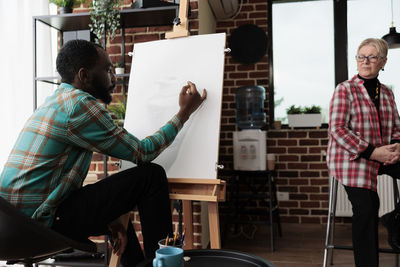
[153,247,183,267]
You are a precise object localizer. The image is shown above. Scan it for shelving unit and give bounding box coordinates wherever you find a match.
[33,6,178,109]
[31,6,179,266]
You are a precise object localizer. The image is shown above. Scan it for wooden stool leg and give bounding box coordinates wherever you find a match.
[182,200,193,249]
[208,202,221,249]
[109,213,130,267]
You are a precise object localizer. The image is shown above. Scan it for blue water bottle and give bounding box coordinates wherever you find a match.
[235,85,266,129]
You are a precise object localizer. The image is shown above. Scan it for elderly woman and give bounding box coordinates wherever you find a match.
[327,38,400,267]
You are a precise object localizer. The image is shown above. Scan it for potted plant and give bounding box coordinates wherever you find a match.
[107,98,126,126]
[89,0,121,46]
[287,105,322,128]
[115,61,124,75]
[49,0,83,14]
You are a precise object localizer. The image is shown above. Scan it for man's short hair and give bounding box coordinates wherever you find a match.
[56,39,102,84]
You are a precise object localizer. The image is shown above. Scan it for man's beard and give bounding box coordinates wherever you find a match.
[91,78,115,104]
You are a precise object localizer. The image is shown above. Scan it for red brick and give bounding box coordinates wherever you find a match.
[278,171,298,178]
[125,27,147,33]
[277,139,298,146]
[288,163,308,169]
[249,12,267,19]
[300,171,321,178]
[300,186,320,193]
[288,131,307,138]
[249,71,268,78]
[309,131,328,138]
[230,72,248,79]
[300,201,320,208]
[289,178,309,185]
[310,178,329,185]
[288,147,307,153]
[299,139,319,146]
[237,65,256,71]
[309,163,328,169]
[279,155,299,161]
[278,201,298,208]
[268,147,287,154]
[309,146,328,153]
[134,34,159,43]
[289,193,308,200]
[301,155,321,162]
[310,194,329,201]
[268,131,288,138]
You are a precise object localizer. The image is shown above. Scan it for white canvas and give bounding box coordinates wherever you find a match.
[121,33,226,179]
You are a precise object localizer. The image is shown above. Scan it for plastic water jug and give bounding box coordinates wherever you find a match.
[235,86,266,129]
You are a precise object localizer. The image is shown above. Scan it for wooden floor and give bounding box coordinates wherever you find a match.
[2,223,399,267]
[221,223,400,267]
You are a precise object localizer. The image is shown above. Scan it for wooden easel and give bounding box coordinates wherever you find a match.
[167,178,226,250]
[109,1,226,266]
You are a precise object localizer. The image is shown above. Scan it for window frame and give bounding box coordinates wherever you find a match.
[268,0,348,129]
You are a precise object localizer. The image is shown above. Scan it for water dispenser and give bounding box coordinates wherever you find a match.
[233,86,267,171]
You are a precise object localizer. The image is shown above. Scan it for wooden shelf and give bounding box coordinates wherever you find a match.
[33,6,178,32]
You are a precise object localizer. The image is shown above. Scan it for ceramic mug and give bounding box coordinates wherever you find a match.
[152,247,183,267]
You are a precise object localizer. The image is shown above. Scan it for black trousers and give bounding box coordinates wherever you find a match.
[344,185,380,267]
[51,163,173,267]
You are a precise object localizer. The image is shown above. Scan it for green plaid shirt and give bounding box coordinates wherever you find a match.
[0,83,182,226]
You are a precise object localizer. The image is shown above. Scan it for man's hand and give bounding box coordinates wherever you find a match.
[177,81,207,123]
[370,144,400,165]
[108,218,128,256]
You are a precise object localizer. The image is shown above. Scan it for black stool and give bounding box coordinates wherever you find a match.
[228,170,282,251]
[323,176,400,267]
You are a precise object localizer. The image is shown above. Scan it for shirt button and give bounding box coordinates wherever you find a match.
[56,216,60,221]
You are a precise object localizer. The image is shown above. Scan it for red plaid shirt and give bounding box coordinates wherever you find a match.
[327,75,400,191]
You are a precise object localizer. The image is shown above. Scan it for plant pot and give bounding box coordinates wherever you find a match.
[287,114,322,128]
[115,67,125,75]
[274,121,282,130]
[59,7,73,14]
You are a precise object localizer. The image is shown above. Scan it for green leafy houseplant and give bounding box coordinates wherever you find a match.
[286,105,303,114]
[303,105,321,114]
[115,61,124,68]
[89,0,122,45]
[50,0,83,13]
[49,0,82,7]
[286,105,322,128]
[107,98,126,126]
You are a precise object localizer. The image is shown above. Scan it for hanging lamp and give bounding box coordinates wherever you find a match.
[382,0,400,48]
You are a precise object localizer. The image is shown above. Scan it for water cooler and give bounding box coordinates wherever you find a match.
[233,86,267,171]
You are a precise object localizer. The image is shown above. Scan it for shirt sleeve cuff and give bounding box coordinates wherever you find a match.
[360,144,375,160]
[391,139,400,144]
[171,114,184,132]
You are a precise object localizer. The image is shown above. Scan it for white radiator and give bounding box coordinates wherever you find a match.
[335,175,400,217]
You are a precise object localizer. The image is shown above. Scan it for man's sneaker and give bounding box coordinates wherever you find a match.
[381,210,400,252]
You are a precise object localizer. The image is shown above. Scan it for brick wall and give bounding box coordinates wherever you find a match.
[214,0,334,225]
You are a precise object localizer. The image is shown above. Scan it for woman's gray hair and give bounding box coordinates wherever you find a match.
[358,38,389,58]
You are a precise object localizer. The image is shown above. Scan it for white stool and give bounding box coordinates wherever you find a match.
[323,176,400,267]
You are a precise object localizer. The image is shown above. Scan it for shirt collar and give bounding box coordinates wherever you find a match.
[60,83,75,89]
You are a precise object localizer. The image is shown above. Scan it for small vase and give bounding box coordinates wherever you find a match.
[59,7,73,14]
[115,68,125,75]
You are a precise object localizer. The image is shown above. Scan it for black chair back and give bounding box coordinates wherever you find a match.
[0,196,96,265]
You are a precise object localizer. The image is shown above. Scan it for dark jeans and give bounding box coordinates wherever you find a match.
[344,185,380,267]
[51,163,173,267]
